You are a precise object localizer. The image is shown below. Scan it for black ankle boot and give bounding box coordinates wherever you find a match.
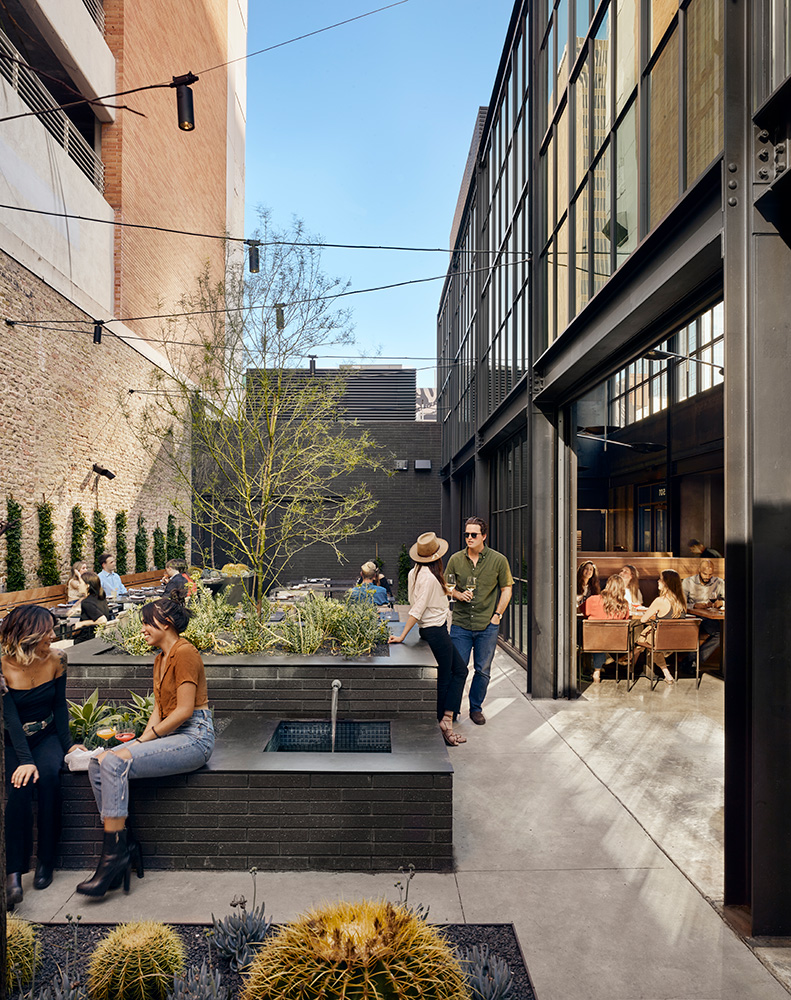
[33,861,54,890]
[7,872,23,909]
[76,831,131,897]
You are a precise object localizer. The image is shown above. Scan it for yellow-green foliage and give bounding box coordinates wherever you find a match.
[240,899,471,1000]
[87,921,186,1000]
[6,916,40,991]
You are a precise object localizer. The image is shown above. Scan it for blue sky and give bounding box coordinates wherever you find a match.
[244,1,515,388]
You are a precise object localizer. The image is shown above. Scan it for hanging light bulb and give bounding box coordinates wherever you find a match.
[248,242,260,273]
[171,72,199,131]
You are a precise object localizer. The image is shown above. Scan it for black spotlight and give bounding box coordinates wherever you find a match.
[248,242,260,273]
[92,463,116,480]
[93,321,103,344]
[172,72,199,131]
[275,304,285,330]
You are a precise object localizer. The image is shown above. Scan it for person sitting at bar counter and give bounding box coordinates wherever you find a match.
[576,561,600,609]
[584,575,630,683]
[683,559,724,664]
[635,569,687,685]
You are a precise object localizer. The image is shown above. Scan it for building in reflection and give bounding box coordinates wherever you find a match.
[438,0,791,934]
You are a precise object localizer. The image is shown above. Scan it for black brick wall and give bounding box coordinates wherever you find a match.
[58,770,453,873]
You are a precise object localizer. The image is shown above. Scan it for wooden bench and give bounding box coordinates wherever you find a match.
[0,570,164,618]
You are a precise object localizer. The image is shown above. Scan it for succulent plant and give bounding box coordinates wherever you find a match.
[35,968,85,1000]
[6,915,40,992]
[240,899,471,1000]
[210,902,273,973]
[87,921,186,1000]
[458,944,514,1000]
[167,962,228,1000]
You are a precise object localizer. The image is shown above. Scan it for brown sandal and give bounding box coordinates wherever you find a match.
[439,720,467,746]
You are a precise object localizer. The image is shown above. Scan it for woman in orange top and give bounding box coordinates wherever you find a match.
[584,575,629,683]
[76,598,213,897]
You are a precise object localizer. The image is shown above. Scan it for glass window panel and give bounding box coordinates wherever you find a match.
[651,0,677,53]
[615,0,638,114]
[649,31,680,228]
[593,144,611,293]
[574,58,590,190]
[576,0,590,55]
[542,247,554,346]
[557,0,570,93]
[713,300,723,337]
[545,137,555,241]
[686,0,724,184]
[546,24,555,116]
[574,180,590,313]
[593,7,611,152]
[557,218,569,334]
[557,105,569,216]
[615,101,638,265]
[700,308,712,344]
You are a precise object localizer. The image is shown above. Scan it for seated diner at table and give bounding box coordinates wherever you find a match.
[682,558,724,664]
[619,564,644,613]
[162,559,195,597]
[66,561,89,603]
[98,552,127,599]
[576,561,600,610]
[72,572,112,634]
[584,575,630,683]
[349,562,389,606]
[634,569,687,685]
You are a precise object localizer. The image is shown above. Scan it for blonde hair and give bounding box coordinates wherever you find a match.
[360,561,378,580]
[659,570,686,618]
[0,605,56,666]
[601,575,629,617]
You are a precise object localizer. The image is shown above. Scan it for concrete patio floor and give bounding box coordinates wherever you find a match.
[14,649,791,999]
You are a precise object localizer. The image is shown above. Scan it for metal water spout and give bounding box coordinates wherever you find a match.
[331,679,342,753]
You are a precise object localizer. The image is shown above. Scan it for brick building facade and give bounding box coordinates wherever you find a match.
[0,0,246,584]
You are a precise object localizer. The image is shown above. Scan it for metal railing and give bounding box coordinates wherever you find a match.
[80,0,105,34]
[0,30,104,192]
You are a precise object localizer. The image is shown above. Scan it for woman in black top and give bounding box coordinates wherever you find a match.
[1,605,84,909]
[74,571,112,636]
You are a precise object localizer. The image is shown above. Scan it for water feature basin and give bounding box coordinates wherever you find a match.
[265,720,391,753]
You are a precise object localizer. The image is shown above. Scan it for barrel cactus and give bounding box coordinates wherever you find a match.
[240,899,471,1000]
[6,915,40,991]
[87,921,185,1000]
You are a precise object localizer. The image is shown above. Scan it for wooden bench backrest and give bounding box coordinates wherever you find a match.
[582,619,631,653]
[578,553,725,604]
[0,584,67,617]
[122,571,163,586]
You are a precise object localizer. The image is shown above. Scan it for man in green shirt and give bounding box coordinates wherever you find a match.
[446,516,514,725]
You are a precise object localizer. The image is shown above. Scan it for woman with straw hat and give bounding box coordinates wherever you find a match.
[389,532,469,746]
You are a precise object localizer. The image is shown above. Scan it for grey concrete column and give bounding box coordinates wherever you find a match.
[530,403,558,698]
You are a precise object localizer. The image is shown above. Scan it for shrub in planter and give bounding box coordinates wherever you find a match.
[240,899,470,1000]
[92,509,108,572]
[116,509,129,574]
[166,513,178,561]
[176,524,188,561]
[87,921,185,1000]
[135,513,148,573]
[153,525,166,569]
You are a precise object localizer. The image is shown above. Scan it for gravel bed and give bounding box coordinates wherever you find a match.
[9,920,535,999]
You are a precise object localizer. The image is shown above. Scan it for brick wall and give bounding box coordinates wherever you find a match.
[103,0,230,347]
[0,249,191,584]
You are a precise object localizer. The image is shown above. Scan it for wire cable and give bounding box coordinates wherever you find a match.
[6,258,531,329]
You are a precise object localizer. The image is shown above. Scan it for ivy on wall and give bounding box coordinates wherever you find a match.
[152,524,166,569]
[115,510,129,574]
[6,497,25,591]
[92,509,108,571]
[397,543,411,604]
[36,501,60,586]
[176,525,188,562]
[134,514,148,573]
[70,505,90,565]
[166,513,178,561]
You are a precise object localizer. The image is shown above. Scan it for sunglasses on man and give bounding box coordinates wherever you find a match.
[465,531,481,538]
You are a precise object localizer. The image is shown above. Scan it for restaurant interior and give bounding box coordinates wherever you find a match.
[573,300,725,677]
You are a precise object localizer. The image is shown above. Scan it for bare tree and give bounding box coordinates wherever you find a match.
[138,211,384,607]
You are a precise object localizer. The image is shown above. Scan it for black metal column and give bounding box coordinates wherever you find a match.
[530,401,558,698]
[723,0,791,934]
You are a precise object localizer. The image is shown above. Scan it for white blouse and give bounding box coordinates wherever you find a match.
[407,566,450,628]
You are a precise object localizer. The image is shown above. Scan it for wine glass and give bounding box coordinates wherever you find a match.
[445,573,456,596]
[468,576,477,600]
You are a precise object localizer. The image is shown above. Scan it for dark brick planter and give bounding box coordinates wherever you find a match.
[61,633,454,873]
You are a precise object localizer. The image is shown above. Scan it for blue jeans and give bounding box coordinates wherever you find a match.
[450,623,500,713]
[88,709,214,819]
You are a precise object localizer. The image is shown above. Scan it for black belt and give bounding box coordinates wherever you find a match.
[22,714,53,736]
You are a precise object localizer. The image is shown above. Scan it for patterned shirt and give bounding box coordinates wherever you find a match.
[682,573,724,608]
